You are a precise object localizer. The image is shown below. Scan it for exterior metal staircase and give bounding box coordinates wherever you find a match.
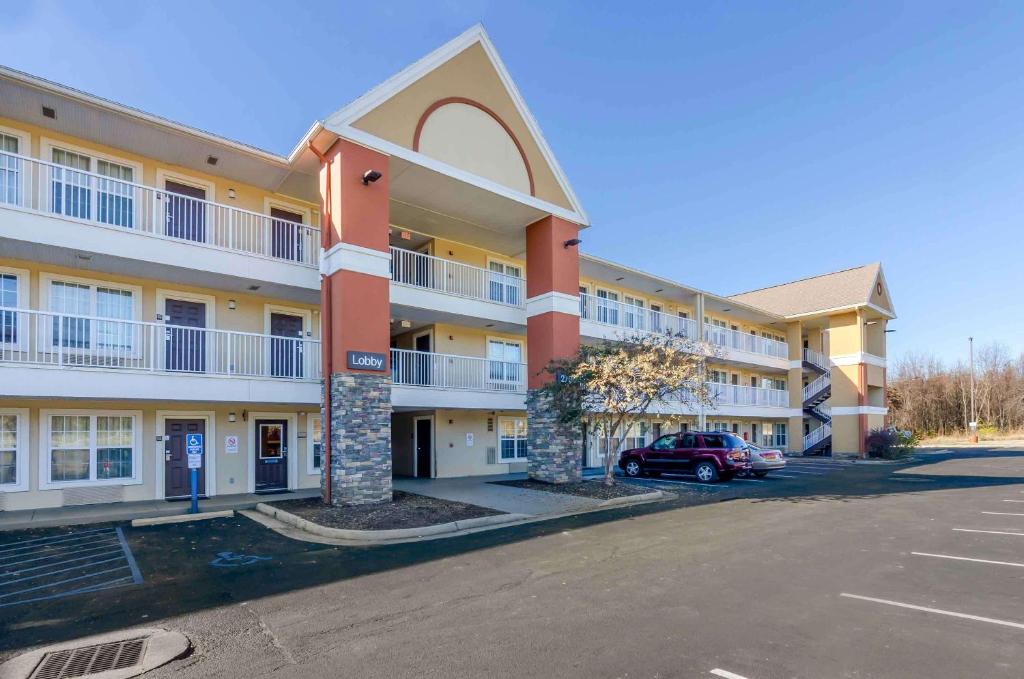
[801,349,832,455]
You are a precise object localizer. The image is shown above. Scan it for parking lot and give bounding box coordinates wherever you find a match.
[1,448,1022,678]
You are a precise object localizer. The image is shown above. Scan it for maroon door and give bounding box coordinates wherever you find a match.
[270,313,303,378]
[270,207,304,262]
[165,299,206,372]
[255,420,288,491]
[165,418,205,498]
[164,179,206,242]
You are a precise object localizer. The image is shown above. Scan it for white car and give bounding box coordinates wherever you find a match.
[745,444,786,478]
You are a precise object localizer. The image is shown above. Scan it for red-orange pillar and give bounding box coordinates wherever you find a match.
[525,215,583,483]
[319,139,393,504]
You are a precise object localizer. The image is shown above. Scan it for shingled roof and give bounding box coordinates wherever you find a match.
[729,263,894,318]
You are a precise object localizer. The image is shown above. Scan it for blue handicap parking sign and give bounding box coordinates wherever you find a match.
[186,433,203,455]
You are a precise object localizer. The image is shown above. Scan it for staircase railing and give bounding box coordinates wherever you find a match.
[803,423,831,451]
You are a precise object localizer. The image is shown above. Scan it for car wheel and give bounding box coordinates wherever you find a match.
[623,458,643,478]
[694,461,719,483]
[754,471,768,478]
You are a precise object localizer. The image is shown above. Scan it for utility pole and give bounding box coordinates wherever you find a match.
[969,337,978,443]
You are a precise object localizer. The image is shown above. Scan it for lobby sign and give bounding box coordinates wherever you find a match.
[347,351,387,372]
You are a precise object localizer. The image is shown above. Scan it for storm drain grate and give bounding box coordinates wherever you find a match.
[30,637,147,679]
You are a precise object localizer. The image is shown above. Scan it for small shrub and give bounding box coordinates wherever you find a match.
[866,427,916,459]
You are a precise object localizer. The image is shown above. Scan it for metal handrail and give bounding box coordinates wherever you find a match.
[390,348,526,392]
[579,293,699,338]
[389,247,525,308]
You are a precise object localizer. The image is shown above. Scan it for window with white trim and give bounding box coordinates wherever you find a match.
[1,272,20,345]
[46,412,138,486]
[488,260,522,305]
[623,295,645,330]
[310,415,323,472]
[50,147,135,227]
[47,278,136,351]
[596,289,619,325]
[0,413,18,486]
[487,338,523,387]
[1,133,23,206]
[498,417,527,461]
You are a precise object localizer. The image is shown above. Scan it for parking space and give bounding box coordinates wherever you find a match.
[621,457,856,494]
[0,525,142,609]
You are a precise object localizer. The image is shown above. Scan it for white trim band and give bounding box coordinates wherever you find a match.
[831,406,889,416]
[831,352,887,368]
[525,291,580,318]
[320,242,393,278]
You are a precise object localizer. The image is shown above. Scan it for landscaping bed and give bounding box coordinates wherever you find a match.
[491,478,652,500]
[265,491,502,531]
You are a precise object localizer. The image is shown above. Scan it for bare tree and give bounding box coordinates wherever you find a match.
[530,331,718,485]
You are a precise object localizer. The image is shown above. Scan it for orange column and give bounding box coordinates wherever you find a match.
[319,139,393,505]
[525,215,583,483]
[525,215,581,387]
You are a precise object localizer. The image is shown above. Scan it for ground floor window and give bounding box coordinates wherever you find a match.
[498,417,527,461]
[309,415,323,472]
[44,411,139,487]
[0,413,17,486]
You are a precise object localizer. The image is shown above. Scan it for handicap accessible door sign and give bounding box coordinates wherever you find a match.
[187,433,203,469]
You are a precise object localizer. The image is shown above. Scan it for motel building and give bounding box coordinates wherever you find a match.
[0,25,895,511]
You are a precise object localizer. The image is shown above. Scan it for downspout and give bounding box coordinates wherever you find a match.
[310,141,334,505]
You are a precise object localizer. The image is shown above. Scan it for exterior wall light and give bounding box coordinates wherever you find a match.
[563,238,582,248]
[228,188,236,199]
[228,413,237,423]
[362,169,382,185]
[227,300,237,310]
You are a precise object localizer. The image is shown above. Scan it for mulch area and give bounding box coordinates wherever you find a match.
[266,491,503,530]
[490,478,652,500]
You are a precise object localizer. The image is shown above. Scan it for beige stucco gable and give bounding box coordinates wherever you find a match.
[349,42,573,210]
[869,266,895,316]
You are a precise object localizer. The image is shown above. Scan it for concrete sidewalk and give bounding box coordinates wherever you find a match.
[0,489,321,532]
[395,473,603,516]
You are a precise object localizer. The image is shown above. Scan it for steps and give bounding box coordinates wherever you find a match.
[801,349,832,454]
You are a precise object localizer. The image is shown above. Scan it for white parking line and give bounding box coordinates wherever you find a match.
[981,512,1024,517]
[732,477,764,483]
[953,528,1024,537]
[912,552,1024,568]
[710,669,751,679]
[1003,499,1024,503]
[776,470,824,475]
[769,474,798,478]
[840,593,1024,630]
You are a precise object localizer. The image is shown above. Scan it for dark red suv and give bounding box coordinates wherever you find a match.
[619,431,751,483]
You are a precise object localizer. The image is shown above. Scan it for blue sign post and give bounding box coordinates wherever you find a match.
[186,433,203,514]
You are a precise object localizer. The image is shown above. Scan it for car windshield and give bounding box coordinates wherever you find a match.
[719,434,746,449]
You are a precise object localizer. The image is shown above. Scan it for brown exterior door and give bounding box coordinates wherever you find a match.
[270,313,303,378]
[255,419,288,491]
[165,418,206,498]
[165,299,206,372]
[270,207,304,261]
[164,179,206,242]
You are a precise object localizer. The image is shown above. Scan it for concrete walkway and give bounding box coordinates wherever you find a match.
[394,473,603,516]
[1,489,321,532]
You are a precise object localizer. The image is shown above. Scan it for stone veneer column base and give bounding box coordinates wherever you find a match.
[324,372,392,505]
[527,390,583,484]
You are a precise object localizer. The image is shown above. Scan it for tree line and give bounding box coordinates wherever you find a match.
[888,343,1024,435]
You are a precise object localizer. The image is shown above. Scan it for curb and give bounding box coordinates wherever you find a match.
[253,489,669,545]
[255,503,531,541]
[131,510,234,527]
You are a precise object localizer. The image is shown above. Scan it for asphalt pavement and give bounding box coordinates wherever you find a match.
[2,448,1022,678]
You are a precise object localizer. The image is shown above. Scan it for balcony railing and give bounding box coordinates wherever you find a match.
[804,423,831,450]
[707,382,789,408]
[0,151,320,267]
[579,293,700,338]
[803,347,831,371]
[0,307,320,380]
[704,325,789,360]
[390,247,525,308]
[390,348,526,393]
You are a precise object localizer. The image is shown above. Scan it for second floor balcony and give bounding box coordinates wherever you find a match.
[0,306,321,403]
[390,347,527,410]
[579,292,699,338]
[0,151,321,287]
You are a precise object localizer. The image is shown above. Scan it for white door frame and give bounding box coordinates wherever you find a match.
[247,412,298,493]
[155,411,217,500]
[412,415,435,478]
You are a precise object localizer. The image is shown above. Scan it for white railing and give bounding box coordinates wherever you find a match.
[390,348,525,393]
[579,293,700,338]
[704,325,789,359]
[0,151,320,267]
[0,307,320,380]
[707,382,789,408]
[803,371,831,402]
[803,347,831,371]
[803,423,831,451]
[390,247,525,308]
[811,404,832,422]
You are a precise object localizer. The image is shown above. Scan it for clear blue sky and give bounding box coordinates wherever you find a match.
[4,1,1023,363]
